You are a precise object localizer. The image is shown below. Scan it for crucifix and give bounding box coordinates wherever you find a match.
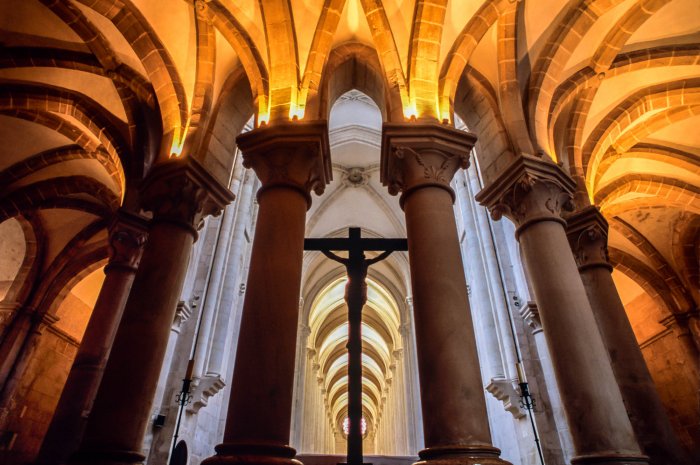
[304,228,407,465]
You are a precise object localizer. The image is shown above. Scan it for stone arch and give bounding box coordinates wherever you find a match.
[597,176,700,217]
[203,0,269,119]
[196,68,255,186]
[454,67,515,187]
[0,216,41,314]
[0,81,129,191]
[439,0,507,120]
[71,0,189,155]
[0,177,120,224]
[307,42,404,123]
[609,247,679,317]
[549,44,700,152]
[609,217,694,312]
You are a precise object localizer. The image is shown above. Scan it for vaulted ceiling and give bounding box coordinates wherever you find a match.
[0,0,698,409]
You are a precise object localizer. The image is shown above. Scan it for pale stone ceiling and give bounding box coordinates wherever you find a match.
[0,0,699,445]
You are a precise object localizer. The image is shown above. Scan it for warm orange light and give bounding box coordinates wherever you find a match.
[169,117,192,158]
[403,103,418,121]
[257,112,269,127]
[289,102,305,121]
[169,134,185,158]
[256,96,271,128]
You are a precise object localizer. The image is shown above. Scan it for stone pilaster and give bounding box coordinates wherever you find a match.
[37,210,148,465]
[204,121,330,465]
[382,122,510,465]
[476,155,648,465]
[71,157,233,465]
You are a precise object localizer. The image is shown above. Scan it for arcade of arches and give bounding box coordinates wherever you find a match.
[0,1,698,465]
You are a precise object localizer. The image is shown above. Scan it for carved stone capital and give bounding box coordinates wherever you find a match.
[106,210,148,272]
[520,301,542,335]
[565,206,612,272]
[381,122,477,208]
[235,120,332,208]
[140,157,235,236]
[475,154,576,239]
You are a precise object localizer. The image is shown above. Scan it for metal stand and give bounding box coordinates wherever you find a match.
[170,360,194,464]
[517,363,545,465]
[305,228,407,465]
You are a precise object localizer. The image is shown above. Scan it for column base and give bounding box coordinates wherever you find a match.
[69,448,145,465]
[416,446,512,465]
[571,454,649,465]
[202,444,303,465]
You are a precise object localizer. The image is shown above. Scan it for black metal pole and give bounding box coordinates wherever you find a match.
[171,359,194,463]
[518,364,545,465]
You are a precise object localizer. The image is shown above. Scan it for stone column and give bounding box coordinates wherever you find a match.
[566,206,691,465]
[476,154,648,465]
[203,121,331,465]
[381,122,510,465]
[37,210,148,465]
[70,157,233,465]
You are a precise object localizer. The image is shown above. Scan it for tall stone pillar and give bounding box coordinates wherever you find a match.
[476,154,648,465]
[70,157,233,465]
[381,122,510,465]
[203,121,331,465]
[566,206,690,465]
[37,211,148,465]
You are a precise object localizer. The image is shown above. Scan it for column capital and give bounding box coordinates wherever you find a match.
[140,157,234,236]
[106,210,149,272]
[380,122,477,208]
[236,120,332,208]
[565,206,612,272]
[475,154,576,238]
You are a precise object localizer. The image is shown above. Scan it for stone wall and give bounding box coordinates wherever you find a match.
[631,292,700,460]
[0,326,78,464]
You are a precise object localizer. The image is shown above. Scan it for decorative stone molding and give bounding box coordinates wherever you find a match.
[236,120,332,208]
[329,124,381,149]
[380,122,477,208]
[475,154,576,239]
[341,167,370,187]
[172,301,192,333]
[485,378,526,419]
[141,157,234,236]
[565,206,612,272]
[187,374,226,414]
[520,301,542,335]
[106,210,148,272]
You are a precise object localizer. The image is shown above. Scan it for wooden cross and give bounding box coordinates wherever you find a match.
[304,228,407,465]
